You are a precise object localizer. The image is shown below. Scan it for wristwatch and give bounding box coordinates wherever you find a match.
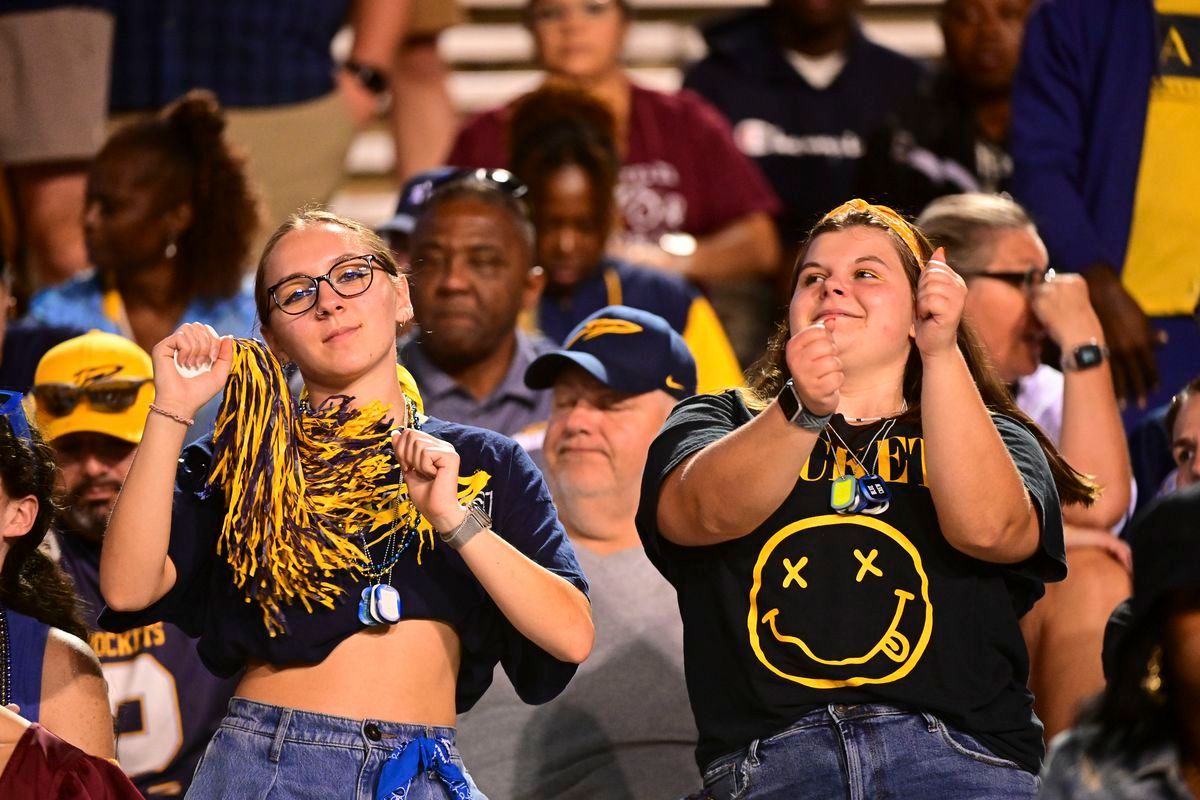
[342,60,389,95]
[777,379,833,432]
[1061,341,1109,372]
[440,501,492,550]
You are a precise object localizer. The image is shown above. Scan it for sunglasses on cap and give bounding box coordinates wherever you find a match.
[0,390,33,442]
[31,380,151,418]
[407,168,528,207]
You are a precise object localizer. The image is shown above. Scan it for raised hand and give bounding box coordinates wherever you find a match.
[1082,264,1160,407]
[151,323,234,417]
[915,247,967,359]
[784,319,842,417]
[391,428,467,534]
[1030,270,1104,349]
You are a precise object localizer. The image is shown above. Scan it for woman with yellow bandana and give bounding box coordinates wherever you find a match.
[638,199,1095,798]
[95,210,593,800]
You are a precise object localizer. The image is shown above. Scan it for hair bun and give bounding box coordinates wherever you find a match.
[162,89,227,152]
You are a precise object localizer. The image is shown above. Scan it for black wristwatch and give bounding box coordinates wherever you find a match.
[777,379,833,431]
[1061,340,1109,372]
[342,60,389,95]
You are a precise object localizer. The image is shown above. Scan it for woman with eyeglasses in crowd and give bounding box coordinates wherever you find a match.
[449,0,782,365]
[0,402,140,797]
[97,210,593,799]
[637,199,1095,798]
[917,193,1134,742]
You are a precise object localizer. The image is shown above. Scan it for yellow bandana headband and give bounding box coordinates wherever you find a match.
[820,198,923,264]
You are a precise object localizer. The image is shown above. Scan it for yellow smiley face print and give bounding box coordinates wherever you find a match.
[747,514,933,689]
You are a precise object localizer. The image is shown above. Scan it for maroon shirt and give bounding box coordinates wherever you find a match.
[448,82,781,242]
[0,724,143,800]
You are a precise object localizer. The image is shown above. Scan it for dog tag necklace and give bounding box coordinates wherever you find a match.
[356,396,420,627]
[826,417,896,515]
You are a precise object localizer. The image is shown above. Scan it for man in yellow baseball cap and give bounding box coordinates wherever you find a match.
[32,330,153,451]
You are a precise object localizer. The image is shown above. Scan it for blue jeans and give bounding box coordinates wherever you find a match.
[186,698,489,800]
[697,705,1039,800]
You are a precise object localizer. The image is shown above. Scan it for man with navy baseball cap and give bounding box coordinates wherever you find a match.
[456,305,700,798]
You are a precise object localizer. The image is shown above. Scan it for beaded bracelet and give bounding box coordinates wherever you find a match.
[149,403,195,427]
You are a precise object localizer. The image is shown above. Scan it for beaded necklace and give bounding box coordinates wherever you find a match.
[0,606,11,708]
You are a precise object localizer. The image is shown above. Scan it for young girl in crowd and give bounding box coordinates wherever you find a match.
[637,199,1094,798]
[0,399,115,762]
[508,85,742,394]
[98,211,593,799]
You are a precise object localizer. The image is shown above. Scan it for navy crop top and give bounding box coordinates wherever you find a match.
[100,416,590,712]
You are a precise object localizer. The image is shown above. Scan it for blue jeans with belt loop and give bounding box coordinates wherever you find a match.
[696,704,1039,800]
[185,698,490,800]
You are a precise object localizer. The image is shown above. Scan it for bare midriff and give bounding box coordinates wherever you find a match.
[235,619,461,725]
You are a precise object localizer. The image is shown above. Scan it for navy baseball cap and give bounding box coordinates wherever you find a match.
[525,306,697,401]
[377,167,528,237]
[376,167,461,238]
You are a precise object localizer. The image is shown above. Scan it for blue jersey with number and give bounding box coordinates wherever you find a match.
[57,533,240,798]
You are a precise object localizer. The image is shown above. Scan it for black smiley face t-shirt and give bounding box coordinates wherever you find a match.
[636,391,1066,773]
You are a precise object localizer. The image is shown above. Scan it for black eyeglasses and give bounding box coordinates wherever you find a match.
[969,268,1048,289]
[31,380,150,417]
[267,254,391,316]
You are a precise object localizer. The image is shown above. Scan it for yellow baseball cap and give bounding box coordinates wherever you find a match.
[32,331,154,444]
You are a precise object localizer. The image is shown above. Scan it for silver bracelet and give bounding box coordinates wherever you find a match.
[440,503,492,550]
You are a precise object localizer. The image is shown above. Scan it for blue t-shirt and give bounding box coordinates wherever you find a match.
[101,416,589,712]
[538,258,696,345]
[5,608,50,724]
[28,272,260,442]
[28,272,258,342]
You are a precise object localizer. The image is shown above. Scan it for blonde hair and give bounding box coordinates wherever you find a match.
[917,193,1036,275]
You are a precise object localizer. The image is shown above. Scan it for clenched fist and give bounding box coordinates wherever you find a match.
[784,319,843,417]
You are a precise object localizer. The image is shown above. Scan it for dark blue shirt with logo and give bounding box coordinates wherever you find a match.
[59,533,240,798]
[100,416,588,712]
[683,9,924,248]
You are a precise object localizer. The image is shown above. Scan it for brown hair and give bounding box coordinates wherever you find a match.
[103,89,261,299]
[253,208,403,326]
[744,204,1098,507]
[509,85,620,247]
[917,193,1036,275]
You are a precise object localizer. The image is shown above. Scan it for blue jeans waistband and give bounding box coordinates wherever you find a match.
[222,697,458,751]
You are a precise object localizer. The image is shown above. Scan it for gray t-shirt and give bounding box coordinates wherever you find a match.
[457,544,698,800]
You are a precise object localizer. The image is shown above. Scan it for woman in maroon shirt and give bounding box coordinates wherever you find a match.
[450,0,784,363]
